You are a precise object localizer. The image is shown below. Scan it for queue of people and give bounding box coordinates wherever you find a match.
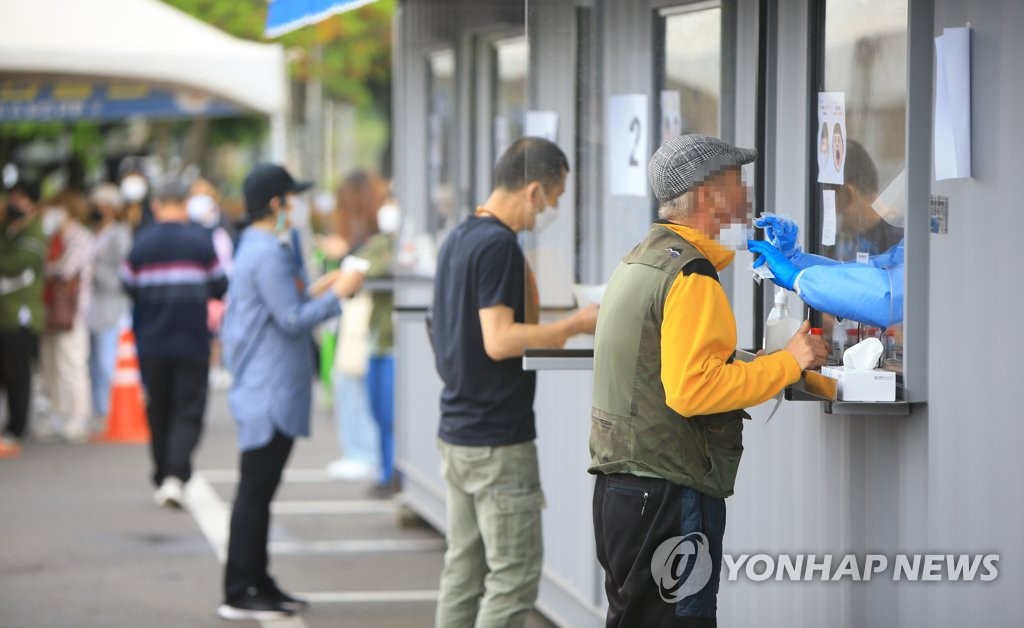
[3,133,849,626]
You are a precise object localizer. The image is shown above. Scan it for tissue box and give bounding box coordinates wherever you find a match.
[820,366,896,402]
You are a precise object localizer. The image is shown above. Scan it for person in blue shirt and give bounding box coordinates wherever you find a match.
[217,163,364,621]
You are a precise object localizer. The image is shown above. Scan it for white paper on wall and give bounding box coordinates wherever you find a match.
[660,91,682,143]
[821,189,837,246]
[934,27,972,180]
[524,111,559,142]
[816,92,847,185]
[607,94,649,198]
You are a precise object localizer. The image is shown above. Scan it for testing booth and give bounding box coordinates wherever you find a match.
[391,1,1023,626]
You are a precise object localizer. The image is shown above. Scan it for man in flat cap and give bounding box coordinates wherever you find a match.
[588,134,828,627]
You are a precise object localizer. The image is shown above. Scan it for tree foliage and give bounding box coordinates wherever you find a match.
[162,0,395,111]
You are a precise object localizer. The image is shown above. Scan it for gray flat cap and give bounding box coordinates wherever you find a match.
[648,134,757,203]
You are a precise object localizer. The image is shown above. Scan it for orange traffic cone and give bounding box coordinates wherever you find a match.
[93,329,150,444]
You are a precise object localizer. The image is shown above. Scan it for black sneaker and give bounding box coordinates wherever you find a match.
[217,587,294,621]
[265,582,309,612]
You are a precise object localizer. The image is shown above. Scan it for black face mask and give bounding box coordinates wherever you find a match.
[89,208,104,223]
[5,203,26,222]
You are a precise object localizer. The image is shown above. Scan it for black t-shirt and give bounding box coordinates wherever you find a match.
[432,215,536,446]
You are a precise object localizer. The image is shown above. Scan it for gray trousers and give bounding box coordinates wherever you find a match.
[435,440,545,628]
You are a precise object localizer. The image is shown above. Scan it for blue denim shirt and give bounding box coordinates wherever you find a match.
[222,228,341,451]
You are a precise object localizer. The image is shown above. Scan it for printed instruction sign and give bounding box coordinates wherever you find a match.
[608,94,649,197]
[660,91,682,143]
[821,189,837,246]
[524,111,559,142]
[816,92,847,185]
[934,27,971,180]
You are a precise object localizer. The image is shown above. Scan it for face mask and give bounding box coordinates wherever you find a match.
[274,209,289,235]
[120,175,148,202]
[42,207,67,236]
[5,202,26,222]
[186,194,219,228]
[716,223,753,251]
[531,187,559,234]
[377,203,401,234]
[89,208,104,223]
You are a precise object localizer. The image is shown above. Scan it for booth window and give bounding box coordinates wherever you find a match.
[810,0,908,371]
[655,2,723,142]
[427,49,456,235]
[492,36,528,164]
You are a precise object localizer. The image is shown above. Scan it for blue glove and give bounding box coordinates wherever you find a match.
[754,214,799,256]
[748,239,800,291]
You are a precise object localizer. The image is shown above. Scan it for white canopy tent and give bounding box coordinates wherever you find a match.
[0,0,289,160]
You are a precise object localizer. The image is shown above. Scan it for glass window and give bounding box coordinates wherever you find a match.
[657,3,723,141]
[427,49,456,235]
[492,36,529,163]
[813,0,908,370]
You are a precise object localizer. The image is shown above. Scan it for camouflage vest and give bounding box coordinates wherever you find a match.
[588,224,748,499]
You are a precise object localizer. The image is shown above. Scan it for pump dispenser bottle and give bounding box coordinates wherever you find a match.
[763,287,803,353]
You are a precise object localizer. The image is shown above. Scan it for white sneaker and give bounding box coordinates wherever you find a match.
[325,458,376,481]
[62,419,91,443]
[154,477,185,509]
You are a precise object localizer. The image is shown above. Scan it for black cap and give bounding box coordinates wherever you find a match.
[242,163,312,220]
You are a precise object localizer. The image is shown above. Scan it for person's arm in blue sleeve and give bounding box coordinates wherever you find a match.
[749,238,903,328]
[794,264,903,328]
[255,246,341,337]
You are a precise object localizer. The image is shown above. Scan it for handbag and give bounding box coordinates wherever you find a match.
[46,275,80,331]
[335,292,373,377]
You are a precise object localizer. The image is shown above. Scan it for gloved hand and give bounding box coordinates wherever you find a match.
[754,214,799,257]
[748,239,801,291]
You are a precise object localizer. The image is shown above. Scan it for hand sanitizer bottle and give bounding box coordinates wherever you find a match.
[764,287,803,353]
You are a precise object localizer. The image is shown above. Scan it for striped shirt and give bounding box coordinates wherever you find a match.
[121,221,227,361]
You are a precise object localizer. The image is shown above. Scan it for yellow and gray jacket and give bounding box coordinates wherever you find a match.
[589,222,801,498]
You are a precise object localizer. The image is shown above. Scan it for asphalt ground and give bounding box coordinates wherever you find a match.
[0,386,556,628]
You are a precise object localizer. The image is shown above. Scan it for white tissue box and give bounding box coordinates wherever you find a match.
[820,366,896,402]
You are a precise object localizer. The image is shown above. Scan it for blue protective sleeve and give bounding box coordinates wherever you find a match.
[795,264,904,328]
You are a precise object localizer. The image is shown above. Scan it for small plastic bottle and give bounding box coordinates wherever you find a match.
[883,329,897,362]
[764,288,803,353]
[831,318,847,364]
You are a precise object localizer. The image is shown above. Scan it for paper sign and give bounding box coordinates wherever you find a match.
[856,252,870,265]
[934,27,971,180]
[524,111,559,142]
[816,92,847,185]
[660,91,682,143]
[493,115,511,162]
[821,189,837,246]
[608,94,649,197]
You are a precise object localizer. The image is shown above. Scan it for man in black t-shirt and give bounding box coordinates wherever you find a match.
[431,138,599,627]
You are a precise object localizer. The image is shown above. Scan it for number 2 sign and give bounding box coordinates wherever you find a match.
[608,94,649,197]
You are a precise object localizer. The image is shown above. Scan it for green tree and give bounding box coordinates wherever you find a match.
[163,0,394,111]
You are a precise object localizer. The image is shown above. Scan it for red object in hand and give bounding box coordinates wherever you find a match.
[809,327,823,336]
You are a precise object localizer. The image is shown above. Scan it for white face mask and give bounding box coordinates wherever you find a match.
[186,194,219,228]
[120,175,148,202]
[531,187,559,234]
[377,203,401,234]
[716,222,753,250]
[41,207,67,236]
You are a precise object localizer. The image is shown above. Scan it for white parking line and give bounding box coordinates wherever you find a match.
[295,590,439,604]
[270,538,445,555]
[186,473,309,628]
[185,471,441,628]
[272,500,395,515]
[200,468,334,484]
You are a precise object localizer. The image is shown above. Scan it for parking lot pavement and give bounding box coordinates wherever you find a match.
[0,387,556,628]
